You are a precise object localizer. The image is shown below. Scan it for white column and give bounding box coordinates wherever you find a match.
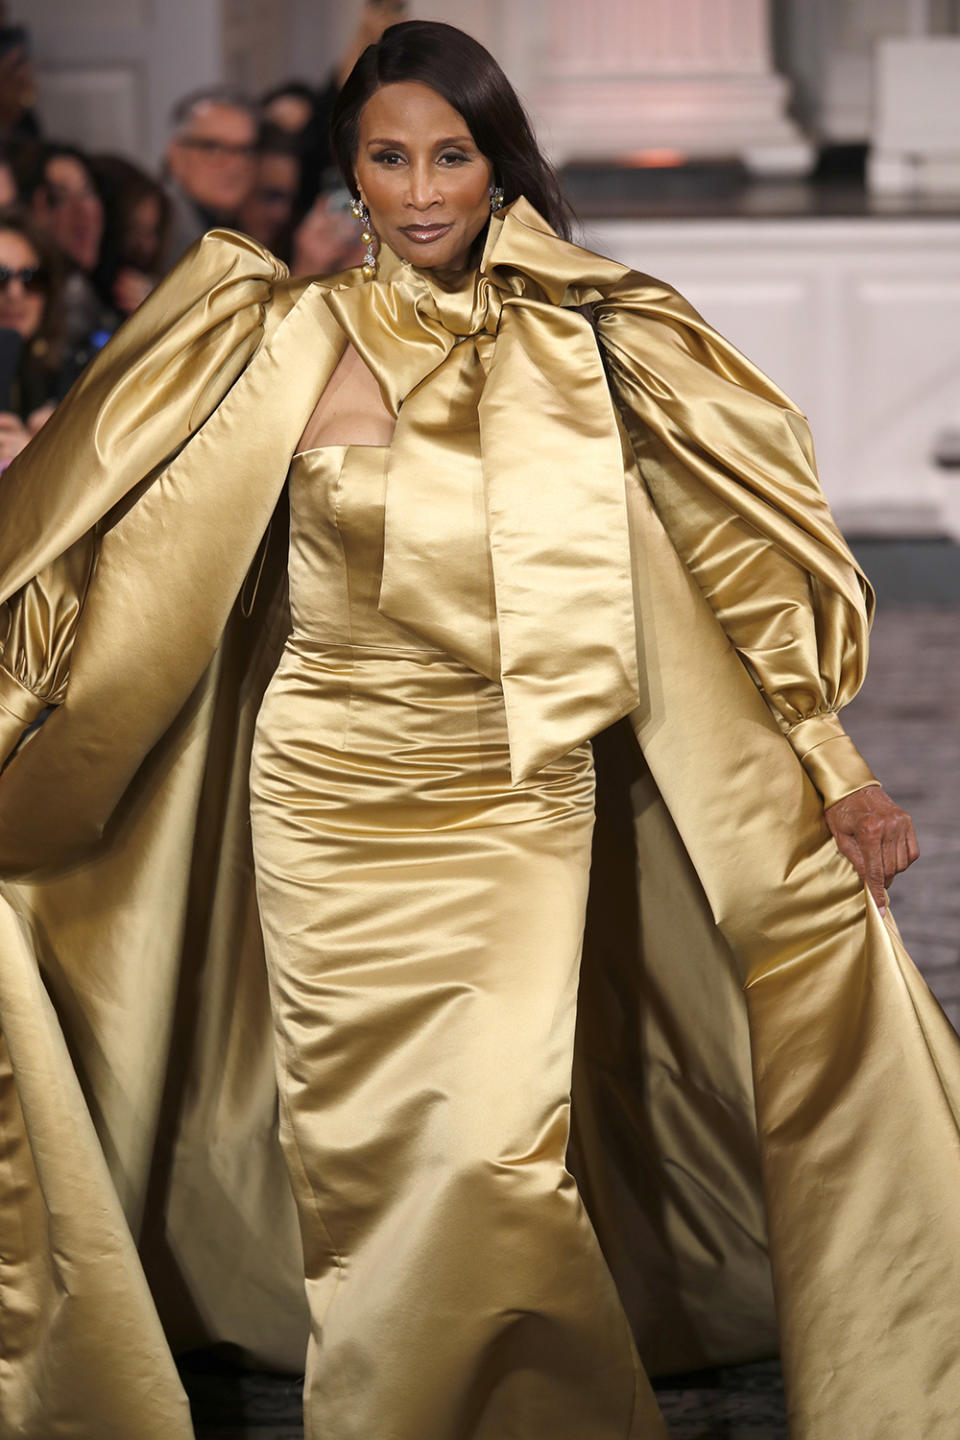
[526,0,812,175]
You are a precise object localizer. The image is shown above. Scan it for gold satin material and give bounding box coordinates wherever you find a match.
[0,208,958,1439]
[249,445,664,1436]
[326,235,641,781]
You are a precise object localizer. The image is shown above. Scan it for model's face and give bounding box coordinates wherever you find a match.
[0,229,46,339]
[354,82,493,276]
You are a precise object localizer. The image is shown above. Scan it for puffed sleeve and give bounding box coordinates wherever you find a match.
[0,536,97,765]
[0,228,286,768]
[594,273,880,808]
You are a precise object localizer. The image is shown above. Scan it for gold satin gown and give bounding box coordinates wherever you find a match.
[248,444,666,1439]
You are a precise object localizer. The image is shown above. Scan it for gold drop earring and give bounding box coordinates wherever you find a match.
[350,196,378,280]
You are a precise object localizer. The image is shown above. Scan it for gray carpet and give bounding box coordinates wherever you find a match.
[185,1360,789,1438]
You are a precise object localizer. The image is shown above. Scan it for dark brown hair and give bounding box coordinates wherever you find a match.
[330,20,574,243]
[91,153,172,276]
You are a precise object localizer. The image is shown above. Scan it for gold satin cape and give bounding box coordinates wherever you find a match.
[1,200,959,1439]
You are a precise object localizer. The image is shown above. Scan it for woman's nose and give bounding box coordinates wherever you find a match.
[407,165,440,209]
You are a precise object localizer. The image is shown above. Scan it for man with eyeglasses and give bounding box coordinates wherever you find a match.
[162,86,258,269]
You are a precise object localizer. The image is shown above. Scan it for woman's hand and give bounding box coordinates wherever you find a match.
[825,785,919,916]
[0,412,30,464]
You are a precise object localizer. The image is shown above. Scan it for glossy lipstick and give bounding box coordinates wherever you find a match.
[399,222,453,244]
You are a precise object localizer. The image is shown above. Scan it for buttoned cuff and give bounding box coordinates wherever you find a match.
[785,712,880,809]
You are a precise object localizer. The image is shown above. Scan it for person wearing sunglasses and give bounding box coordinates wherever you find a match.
[0,206,65,466]
[14,141,119,369]
[162,85,259,269]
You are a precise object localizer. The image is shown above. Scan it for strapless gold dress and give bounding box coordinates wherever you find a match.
[248,445,666,1439]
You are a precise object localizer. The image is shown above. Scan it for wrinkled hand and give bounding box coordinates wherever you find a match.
[825,784,919,916]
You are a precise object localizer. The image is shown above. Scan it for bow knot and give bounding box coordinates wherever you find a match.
[322,199,641,782]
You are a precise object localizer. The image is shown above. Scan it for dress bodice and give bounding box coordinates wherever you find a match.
[287,445,440,652]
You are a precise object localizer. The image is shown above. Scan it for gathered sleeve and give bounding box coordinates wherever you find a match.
[0,536,97,765]
[593,272,879,808]
[0,228,287,770]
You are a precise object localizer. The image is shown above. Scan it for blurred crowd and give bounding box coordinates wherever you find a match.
[0,0,406,468]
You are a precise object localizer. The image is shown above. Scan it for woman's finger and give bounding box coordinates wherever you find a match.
[895,831,911,877]
[832,829,865,882]
[880,830,900,889]
[857,830,887,910]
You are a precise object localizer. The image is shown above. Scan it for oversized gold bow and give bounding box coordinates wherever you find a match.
[324,200,642,782]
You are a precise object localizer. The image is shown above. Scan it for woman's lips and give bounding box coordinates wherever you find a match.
[398,222,453,244]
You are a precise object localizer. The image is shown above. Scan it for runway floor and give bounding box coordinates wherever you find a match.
[185,590,959,1440]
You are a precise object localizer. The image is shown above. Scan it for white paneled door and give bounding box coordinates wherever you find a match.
[8,0,225,169]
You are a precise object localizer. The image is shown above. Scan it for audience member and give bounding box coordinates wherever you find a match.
[0,8,40,144]
[161,86,257,268]
[15,141,117,356]
[92,153,171,317]
[239,126,302,262]
[290,193,363,278]
[21,142,102,274]
[0,206,71,464]
[0,141,17,205]
[261,82,315,139]
[264,1,408,215]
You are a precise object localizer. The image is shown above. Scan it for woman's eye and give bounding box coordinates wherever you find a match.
[439,151,469,166]
[371,150,405,166]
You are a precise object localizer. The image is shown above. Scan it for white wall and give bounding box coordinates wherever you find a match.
[587,215,960,539]
[10,0,225,168]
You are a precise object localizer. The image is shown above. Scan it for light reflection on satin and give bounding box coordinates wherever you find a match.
[249,446,664,1437]
[0,207,957,1440]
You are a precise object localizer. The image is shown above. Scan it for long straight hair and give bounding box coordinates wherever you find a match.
[330,20,574,244]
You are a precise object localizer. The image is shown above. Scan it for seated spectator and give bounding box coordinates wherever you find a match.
[0,206,73,465]
[23,142,102,275]
[290,192,363,278]
[261,81,315,138]
[15,140,118,356]
[0,9,40,144]
[262,2,408,215]
[0,141,16,206]
[239,126,302,262]
[92,153,171,317]
[161,86,257,269]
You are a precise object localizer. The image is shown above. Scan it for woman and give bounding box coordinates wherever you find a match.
[0,206,69,464]
[0,21,958,1440]
[91,154,172,317]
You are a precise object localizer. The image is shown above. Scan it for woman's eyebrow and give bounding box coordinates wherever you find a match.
[365,135,475,147]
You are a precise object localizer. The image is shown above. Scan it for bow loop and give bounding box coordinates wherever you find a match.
[326,199,641,782]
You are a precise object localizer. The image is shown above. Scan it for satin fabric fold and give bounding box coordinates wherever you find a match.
[1,207,958,1440]
[247,445,666,1438]
[326,231,641,783]
[1,201,875,814]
